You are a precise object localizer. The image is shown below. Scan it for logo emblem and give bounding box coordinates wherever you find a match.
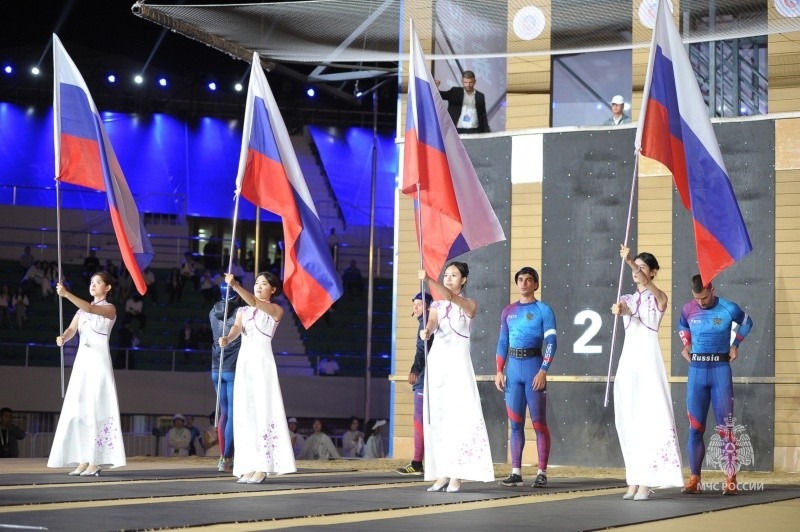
[707,415,755,476]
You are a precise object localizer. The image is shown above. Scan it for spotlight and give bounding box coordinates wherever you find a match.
[107,74,116,83]
[354,81,362,98]
[207,81,217,91]
[158,77,168,87]
[134,74,144,84]
[3,65,12,75]
[31,66,40,76]
[234,82,243,92]
[306,87,315,97]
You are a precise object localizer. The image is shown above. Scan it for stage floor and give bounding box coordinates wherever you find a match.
[0,459,798,531]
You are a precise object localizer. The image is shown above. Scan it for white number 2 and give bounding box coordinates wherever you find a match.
[573,310,602,354]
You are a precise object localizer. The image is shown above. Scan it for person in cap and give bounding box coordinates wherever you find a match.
[604,94,631,126]
[219,271,297,482]
[287,417,305,458]
[209,278,244,472]
[364,419,387,459]
[396,291,433,475]
[167,414,191,457]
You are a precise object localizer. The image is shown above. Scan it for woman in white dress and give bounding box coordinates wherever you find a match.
[611,246,683,501]
[418,262,494,493]
[49,271,125,476]
[219,272,296,483]
[341,416,365,458]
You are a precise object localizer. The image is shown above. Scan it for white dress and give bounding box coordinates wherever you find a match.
[232,306,296,476]
[614,289,683,488]
[423,299,494,482]
[48,302,126,468]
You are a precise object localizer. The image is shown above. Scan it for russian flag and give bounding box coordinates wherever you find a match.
[401,27,505,281]
[635,0,752,284]
[53,35,154,295]
[236,53,343,328]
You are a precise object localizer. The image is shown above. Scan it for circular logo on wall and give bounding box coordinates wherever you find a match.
[513,6,547,41]
[638,0,674,29]
[775,0,800,18]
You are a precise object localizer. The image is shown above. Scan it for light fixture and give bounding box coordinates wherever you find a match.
[106,74,116,83]
[306,87,315,97]
[31,66,40,76]
[158,77,168,87]
[134,74,144,84]
[234,82,243,92]
[207,81,217,91]
[3,65,12,75]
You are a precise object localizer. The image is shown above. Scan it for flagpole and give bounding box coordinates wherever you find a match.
[215,192,242,427]
[603,151,640,408]
[414,183,431,423]
[56,181,65,398]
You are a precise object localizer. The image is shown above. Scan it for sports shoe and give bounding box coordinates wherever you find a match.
[723,475,738,495]
[500,473,524,487]
[217,458,225,472]
[681,475,702,494]
[395,463,424,475]
[533,473,548,488]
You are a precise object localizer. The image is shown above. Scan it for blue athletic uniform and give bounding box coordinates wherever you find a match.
[496,300,557,470]
[210,301,241,459]
[678,296,753,476]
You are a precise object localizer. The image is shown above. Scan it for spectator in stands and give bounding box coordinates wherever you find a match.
[19,246,35,273]
[40,261,56,301]
[142,267,157,304]
[167,414,191,457]
[203,240,220,271]
[104,260,119,282]
[287,417,305,458]
[298,419,340,460]
[124,293,147,333]
[12,286,29,330]
[202,412,220,459]
[318,356,340,376]
[195,321,212,351]
[117,267,133,307]
[0,407,26,458]
[180,252,199,291]
[327,227,339,258]
[341,416,365,458]
[0,285,10,329]
[199,271,217,303]
[185,415,203,456]
[167,268,183,304]
[177,321,198,349]
[342,260,364,298]
[21,260,44,296]
[82,250,101,285]
[364,419,387,459]
[243,250,255,273]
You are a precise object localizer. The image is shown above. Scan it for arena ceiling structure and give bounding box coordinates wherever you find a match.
[132,0,800,100]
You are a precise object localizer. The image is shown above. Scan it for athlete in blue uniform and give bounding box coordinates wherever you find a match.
[678,275,753,496]
[495,267,557,488]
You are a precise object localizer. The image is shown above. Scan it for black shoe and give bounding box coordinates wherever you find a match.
[500,473,524,487]
[396,463,424,475]
[533,473,547,488]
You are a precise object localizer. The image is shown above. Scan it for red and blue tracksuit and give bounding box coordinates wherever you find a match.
[678,296,753,476]
[496,300,557,470]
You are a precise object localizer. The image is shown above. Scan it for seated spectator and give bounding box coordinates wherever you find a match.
[342,260,364,298]
[318,356,340,376]
[167,268,183,304]
[124,293,147,332]
[181,252,199,291]
[11,287,29,330]
[364,419,387,459]
[117,267,133,307]
[287,417,305,458]
[202,412,221,459]
[298,419,340,460]
[0,285,10,329]
[341,416,365,458]
[21,260,44,296]
[185,415,202,456]
[19,246,35,273]
[195,321,213,351]
[177,321,198,350]
[167,414,191,457]
[82,249,101,285]
[142,267,157,304]
[40,261,56,300]
[199,271,218,303]
[0,407,26,458]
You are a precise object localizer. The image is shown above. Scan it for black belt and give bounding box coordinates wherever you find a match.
[509,347,542,359]
[691,353,730,363]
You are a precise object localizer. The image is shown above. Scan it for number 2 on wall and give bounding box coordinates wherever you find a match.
[573,310,602,354]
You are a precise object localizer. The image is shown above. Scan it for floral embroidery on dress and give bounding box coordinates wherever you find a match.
[259,420,282,464]
[456,419,492,469]
[649,427,682,472]
[94,416,121,453]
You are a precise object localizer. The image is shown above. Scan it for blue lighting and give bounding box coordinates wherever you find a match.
[207,82,217,91]
[107,74,116,83]
[158,77,168,87]
[134,74,144,84]
[3,65,12,75]
[306,88,315,97]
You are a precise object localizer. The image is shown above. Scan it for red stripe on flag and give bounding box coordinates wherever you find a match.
[108,206,147,295]
[640,100,690,209]
[58,134,106,191]
[693,219,735,284]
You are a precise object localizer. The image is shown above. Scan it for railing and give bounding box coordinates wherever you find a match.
[19,432,165,458]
